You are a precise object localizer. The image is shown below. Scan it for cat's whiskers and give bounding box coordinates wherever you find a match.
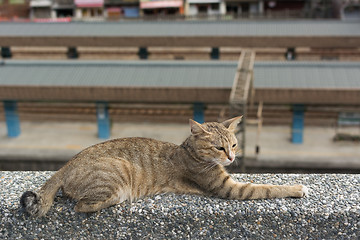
[199,160,219,173]
[235,148,242,156]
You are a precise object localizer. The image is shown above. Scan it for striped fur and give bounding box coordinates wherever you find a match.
[20,116,308,217]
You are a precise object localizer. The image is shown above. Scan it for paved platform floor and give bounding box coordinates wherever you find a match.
[245,125,360,171]
[0,121,359,171]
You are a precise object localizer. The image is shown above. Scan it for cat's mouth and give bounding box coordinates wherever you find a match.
[222,158,234,166]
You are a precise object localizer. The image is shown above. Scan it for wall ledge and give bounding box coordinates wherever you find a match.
[0,172,359,239]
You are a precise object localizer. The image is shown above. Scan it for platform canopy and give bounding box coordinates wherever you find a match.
[0,60,236,103]
[0,20,359,47]
[0,60,359,106]
[253,61,360,105]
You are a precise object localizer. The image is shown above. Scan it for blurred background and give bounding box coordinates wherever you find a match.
[1,0,360,21]
[0,0,359,173]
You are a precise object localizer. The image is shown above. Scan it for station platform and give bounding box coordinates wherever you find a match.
[0,121,359,172]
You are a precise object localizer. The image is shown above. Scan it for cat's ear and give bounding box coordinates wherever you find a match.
[189,119,211,135]
[221,116,243,132]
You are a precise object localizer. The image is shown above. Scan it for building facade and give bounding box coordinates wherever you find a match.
[104,0,139,19]
[0,0,29,20]
[335,0,360,20]
[185,0,225,16]
[74,0,104,19]
[140,0,183,16]
[29,0,52,18]
[3,0,351,20]
[53,0,75,18]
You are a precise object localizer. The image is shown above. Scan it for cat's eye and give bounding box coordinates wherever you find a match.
[216,146,226,152]
[232,144,237,148]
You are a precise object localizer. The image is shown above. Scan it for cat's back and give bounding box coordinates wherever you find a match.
[71,137,178,164]
[59,137,182,203]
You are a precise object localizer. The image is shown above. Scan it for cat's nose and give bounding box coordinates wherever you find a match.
[228,152,235,161]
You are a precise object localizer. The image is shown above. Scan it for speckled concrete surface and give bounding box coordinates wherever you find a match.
[1,172,359,239]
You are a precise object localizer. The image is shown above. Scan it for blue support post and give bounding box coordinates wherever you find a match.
[292,104,305,144]
[96,102,111,139]
[3,100,21,138]
[193,102,205,124]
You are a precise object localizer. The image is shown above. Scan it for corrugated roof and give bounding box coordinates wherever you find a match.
[0,60,237,88]
[2,60,359,90]
[0,20,359,37]
[254,62,360,89]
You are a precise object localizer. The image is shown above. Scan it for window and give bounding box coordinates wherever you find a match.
[211,3,219,11]
[198,5,208,14]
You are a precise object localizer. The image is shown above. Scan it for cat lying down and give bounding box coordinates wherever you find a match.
[20,116,308,217]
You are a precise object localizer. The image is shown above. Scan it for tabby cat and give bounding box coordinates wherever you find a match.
[20,116,308,217]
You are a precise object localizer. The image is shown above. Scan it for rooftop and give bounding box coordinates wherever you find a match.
[0,60,235,103]
[254,61,360,89]
[0,60,236,88]
[1,20,359,37]
[253,61,360,105]
[0,60,359,104]
[1,20,359,47]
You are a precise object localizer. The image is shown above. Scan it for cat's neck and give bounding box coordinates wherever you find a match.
[180,137,199,161]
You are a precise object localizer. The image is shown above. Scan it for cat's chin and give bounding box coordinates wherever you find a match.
[221,159,234,166]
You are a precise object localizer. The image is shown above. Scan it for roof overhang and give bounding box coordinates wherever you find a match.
[0,86,230,104]
[0,36,358,48]
[254,88,360,105]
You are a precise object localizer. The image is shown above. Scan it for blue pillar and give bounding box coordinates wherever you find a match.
[96,102,110,139]
[292,104,305,144]
[3,100,21,138]
[193,102,205,123]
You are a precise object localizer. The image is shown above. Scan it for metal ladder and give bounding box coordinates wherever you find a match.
[228,50,256,172]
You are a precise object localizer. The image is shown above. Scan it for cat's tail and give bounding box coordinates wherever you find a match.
[20,169,65,217]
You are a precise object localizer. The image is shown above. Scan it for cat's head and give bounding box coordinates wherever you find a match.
[188,116,242,166]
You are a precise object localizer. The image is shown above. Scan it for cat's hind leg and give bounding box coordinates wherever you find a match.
[69,157,133,213]
[74,186,132,213]
[74,196,118,213]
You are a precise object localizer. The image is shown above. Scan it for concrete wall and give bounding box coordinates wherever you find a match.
[0,172,359,239]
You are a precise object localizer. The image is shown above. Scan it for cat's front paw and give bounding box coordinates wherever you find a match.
[292,185,309,198]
